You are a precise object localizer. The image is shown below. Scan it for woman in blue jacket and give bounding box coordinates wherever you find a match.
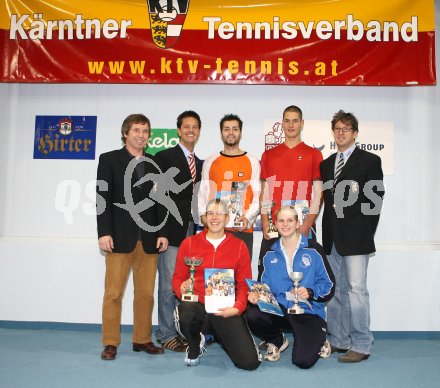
[247,205,335,369]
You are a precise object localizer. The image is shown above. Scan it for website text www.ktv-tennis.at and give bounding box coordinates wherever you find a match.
[84,13,418,77]
[87,57,339,77]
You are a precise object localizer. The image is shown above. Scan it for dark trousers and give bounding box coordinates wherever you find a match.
[246,304,326,369]
[177,302,260,370]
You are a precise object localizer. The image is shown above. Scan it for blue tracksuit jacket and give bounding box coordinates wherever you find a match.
[261,235,334,320]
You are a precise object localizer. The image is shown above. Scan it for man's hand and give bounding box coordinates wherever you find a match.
[298,212,317,238]
[297,222,311,238]
[156,237,168,252]
[214,307,239,318]
[235,216,249,232]
[98,235,114,253]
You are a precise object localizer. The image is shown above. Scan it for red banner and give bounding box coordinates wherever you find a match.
[0,0,436,85]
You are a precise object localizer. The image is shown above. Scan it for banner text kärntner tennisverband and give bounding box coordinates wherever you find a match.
[9,13,418,42]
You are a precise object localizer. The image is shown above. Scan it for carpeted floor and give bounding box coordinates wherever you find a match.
[1,327,439,388]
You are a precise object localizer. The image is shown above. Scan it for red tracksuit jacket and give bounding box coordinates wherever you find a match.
[172,230,252,315]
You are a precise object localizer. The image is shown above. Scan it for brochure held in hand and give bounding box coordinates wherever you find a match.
[246,278,283,316]
[205,268,235,313]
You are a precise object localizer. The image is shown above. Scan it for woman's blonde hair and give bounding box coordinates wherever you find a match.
[275,205,299,221]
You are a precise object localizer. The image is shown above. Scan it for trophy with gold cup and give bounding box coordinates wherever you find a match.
[182,257,204,302]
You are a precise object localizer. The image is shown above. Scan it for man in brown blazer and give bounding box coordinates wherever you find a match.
[97,114,168,360]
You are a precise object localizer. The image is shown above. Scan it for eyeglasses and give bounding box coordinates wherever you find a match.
[333,126,352,133]
[206,211,227,217]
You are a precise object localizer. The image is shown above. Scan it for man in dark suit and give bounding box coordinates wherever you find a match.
[320,110,384,363]
[155,110,203,351]
[97,114,168,360]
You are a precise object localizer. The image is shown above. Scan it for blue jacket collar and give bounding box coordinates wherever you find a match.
[270,234,308,254]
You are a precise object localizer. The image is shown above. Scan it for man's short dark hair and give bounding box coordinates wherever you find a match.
[177,110,202,129]
[121,114,151,144]
[331,110,359,133]
[219,114,243,131]
[283,105,303,120]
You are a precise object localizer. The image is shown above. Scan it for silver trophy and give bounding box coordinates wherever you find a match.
[231,181,247,228]
[261,201,278,238]
[287,272,305,314]
[182,257,204,302]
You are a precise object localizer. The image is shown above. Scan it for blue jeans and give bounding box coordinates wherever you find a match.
[326,245,373,354]
[156,246,179,343]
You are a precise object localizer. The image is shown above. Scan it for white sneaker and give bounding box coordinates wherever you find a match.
[319,340,331,358]
[264,334,289,362]
[184,333,206,367]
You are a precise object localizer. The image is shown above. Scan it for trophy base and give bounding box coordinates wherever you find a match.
[233,221,244,228]
[182,294,199,302]
[268,231,279,239]
[288,306,304,314]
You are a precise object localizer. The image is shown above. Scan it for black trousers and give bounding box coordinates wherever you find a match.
[176,302,260,370]
[246,304,326,369]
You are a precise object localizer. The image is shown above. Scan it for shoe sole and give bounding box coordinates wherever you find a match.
[101,356,116,360]
[338,354,370,363]
[133,348,164,354]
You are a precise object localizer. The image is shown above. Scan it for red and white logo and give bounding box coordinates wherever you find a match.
[265,121,285,150]
[147,0,190,49]
[58,118,73,135]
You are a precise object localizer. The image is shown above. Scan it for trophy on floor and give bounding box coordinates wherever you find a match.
[261,201,278,239]
[231,181,248,228]
[287,271,305,314]
[182,257,204,302]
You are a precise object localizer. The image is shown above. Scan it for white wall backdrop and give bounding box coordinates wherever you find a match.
[1,3,439,331]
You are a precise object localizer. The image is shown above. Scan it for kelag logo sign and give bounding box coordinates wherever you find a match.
[146,128,179,155]
[34,116,97,160]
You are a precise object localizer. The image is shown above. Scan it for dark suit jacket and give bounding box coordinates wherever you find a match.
[320,147,384,256]
[96,147,168,254]
[155,145,202,247]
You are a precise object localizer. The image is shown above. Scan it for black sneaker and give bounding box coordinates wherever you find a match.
[163,336,188,352]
